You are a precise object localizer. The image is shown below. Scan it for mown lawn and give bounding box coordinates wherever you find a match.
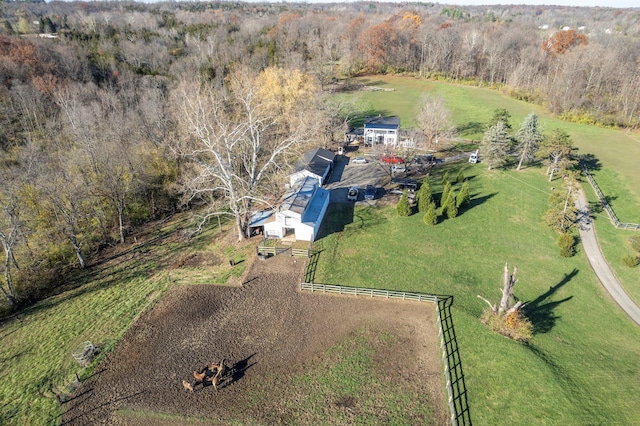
[314,163,640,425]
[351,74,640,304]
[353,75,640,221]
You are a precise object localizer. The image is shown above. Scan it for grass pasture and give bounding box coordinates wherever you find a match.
[350,74,640,303]
[0,215,253,425]
[314,163,640,424]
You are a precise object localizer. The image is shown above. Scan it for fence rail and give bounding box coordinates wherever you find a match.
[299,282,438,302]
[581,163,640,231]
[257,239,313,258]
[300,282,470,425]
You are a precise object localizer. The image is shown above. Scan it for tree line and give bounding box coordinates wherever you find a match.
[0,1,637,313]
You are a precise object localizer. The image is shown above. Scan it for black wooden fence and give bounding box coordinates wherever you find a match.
[581,163,640,231]
[299,282,471,426]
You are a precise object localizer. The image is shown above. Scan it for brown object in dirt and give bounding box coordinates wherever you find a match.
[211,369,222,391]
[208,358,225,374]
[182,380,193,392]
[229,259,235,267]
[193,369,206,382]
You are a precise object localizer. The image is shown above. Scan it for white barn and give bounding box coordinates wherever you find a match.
[262,175,330,242]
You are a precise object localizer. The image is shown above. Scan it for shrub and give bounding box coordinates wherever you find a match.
[396,190,412,217]
[481,308,534,343]
[622,255,639,268]
[558,233,575,258]
[423,201,438,226]
[627,235,640,254]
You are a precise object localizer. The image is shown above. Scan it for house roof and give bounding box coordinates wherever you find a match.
[280,175,318,215]
[364,116,400,129]
[248,210,274,228]
[302,186,329,224]
[294,148,335,179]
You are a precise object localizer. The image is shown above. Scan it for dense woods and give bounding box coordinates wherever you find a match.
[1,0,639,313]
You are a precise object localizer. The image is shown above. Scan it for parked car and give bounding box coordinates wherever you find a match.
[382,154,405,164]
[391,178,418,191]
[469,150,479,164]
[391,163,406,173]
[364,185,376,200]
[352,156,367,164]
[347,186,359,201]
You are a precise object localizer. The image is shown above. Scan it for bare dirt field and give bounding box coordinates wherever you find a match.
[62,254,447,425]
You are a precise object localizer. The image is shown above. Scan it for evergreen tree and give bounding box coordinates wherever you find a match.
[515,113,543,171]
[440,180,452,209]
[396,190,412,217]
[444,191,458,218]
[456,179,471,208]
[489,108,512,130]
[423,201,438,226]
[456,168,465,184]
[480,121,511,170]
[441,171,450,184]
[417,179,432,212]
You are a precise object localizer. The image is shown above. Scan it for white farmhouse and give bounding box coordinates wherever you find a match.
[363,116,400,148]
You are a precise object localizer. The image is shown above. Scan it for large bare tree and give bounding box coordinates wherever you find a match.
[173,66,319,240]
[417,95,456,149]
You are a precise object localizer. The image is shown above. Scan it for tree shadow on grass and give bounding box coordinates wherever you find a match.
[580,153,602,172]
[456,121,485,137]
[523,269,577,334]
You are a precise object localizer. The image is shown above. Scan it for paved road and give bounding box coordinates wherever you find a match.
[576,189,640,326]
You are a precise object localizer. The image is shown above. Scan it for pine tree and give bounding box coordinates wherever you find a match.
[489,108,512,130]
[417,179,432,212]
[445,191,458,218]
[440,180,452,209]
[515,113,543,171]
[441,171,450,184]
[480,121,511,170]
[456,180,470,208]
[396,190,412,217]
[423,201,438,226]
[456,168,465,184]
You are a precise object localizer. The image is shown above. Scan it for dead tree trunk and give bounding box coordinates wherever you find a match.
[478,263,522,316]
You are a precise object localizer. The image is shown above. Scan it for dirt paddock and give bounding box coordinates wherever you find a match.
[62,254,448,425]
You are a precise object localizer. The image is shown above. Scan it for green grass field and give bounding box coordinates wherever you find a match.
[351,75,640,305]
[314,163,640,424]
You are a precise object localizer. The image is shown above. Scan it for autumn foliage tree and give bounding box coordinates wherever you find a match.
[542,29,587,56]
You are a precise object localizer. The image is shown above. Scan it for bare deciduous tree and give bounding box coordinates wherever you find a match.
[417,96,456,150]
[173,66,318,240]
